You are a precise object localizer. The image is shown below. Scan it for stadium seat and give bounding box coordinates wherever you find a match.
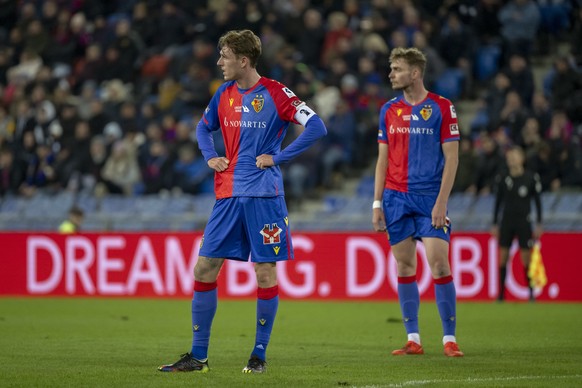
[135,195,168,216]
[553,192,582,214]
[540,191,559,213]
[99,195,137,214]
[433,68,465,101]
[475,45,501,81]
[471,194,496,217]
[356,175,375,197]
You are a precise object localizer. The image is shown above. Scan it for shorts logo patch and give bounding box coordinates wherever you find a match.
[443,217,451,234]
[259,319,266,326]
[284,217,288,226]
[273,246,280,255]
[261,223,282,244]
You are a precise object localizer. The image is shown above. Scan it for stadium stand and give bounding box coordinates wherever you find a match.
[0,1,581,232]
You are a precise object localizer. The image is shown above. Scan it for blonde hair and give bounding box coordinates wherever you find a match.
[389,47,427,75]
[218,30,262,68]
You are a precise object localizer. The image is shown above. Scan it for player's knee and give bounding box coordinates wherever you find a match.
[254,263,277,287]
[194,256,222,282]
[429,259,451,278]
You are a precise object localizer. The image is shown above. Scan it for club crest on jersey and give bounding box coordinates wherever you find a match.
[420,105,432,120]
[251,94,264,113]
[260,223,282,244]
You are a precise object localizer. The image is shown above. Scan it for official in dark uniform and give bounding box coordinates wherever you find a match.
[491,146,542,301]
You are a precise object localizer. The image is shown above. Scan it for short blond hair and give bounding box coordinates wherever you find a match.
[218,29,262,68]
[389,47,427,75]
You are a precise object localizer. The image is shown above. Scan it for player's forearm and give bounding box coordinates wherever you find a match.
[374,146,388,201]
[436,153,458,206]
[196,119,218,162]
[273,116,327,165]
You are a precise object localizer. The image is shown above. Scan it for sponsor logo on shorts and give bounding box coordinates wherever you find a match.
[260,223,282,244]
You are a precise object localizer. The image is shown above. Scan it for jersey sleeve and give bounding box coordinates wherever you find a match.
[266,81,305,124]
[438,98,461,143]
[196,86,223,161]
[377,103,390,144]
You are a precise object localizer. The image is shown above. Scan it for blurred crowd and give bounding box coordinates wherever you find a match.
[0,0,581,211]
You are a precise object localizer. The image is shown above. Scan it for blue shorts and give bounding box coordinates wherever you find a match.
[382,189,452,245]
[199,196,294,262]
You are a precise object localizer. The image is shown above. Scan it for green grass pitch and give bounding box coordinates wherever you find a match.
[1,298,581,387]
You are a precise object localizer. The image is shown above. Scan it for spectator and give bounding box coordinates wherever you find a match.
[521,117,542,157]
[531,92,552,134]
[453,138,479,193]
[6,49,42,86]
[58,206,84,233]
[100,139,141,195]
[0,145,24,197]
[111,18,143,75]
[437,11,475,96]
[21,140,56,196]
[570,7,582,67]
[498,0,541,60]
[282,124,322,211]
[73,43,105,88]
[320,99,356,189]
[140,140,172,194]
[171,144,212,195]
[495,90,530,145]
[469,133,505,195]
[75,134,106,195]
[0,105,15,145]
[474,0,503,45]
[296,8,325,69]
[131,2,156,48]
[547,55,582,120]
[526,140,559,192]
[321,11,352,68]
[412,31,445,90]
[502,53,535,107]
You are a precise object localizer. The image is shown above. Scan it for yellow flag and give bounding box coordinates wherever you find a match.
[528,241,547,289]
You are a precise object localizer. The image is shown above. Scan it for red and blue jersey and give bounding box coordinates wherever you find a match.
[197,77,305,199]
[378,92,460,194]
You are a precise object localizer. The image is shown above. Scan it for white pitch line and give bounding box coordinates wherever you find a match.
[354,374,582,388]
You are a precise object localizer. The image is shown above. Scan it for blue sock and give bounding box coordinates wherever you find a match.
[434,275,456,336]
[397,276,420,335]
[190,281,218,360]
[252,286,279,361]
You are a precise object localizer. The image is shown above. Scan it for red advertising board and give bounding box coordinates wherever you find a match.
[0,232,580,301]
